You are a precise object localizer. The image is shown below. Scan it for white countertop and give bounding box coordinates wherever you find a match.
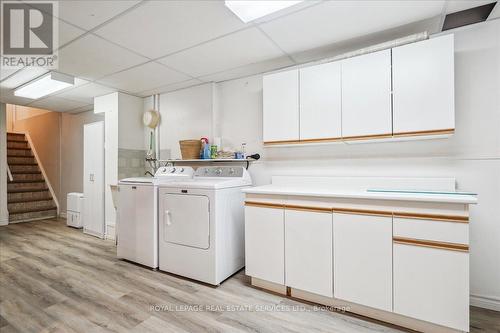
[242,185,478,204]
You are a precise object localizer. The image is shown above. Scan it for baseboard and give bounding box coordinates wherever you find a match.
[470,294,500,311]
[59,212,67,219]
[0,217,8,226]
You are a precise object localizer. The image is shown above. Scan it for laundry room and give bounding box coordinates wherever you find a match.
[1,1,499,333]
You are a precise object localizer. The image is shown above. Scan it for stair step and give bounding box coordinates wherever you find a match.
[7,187,49,193]
[8,191,52,202]
[7,133,25,139]
[9,179,45,183]
[9,209,57,223]
[8,197,53,204]
[9,163,38,166]
[8,200,55,211]
[8,205,57,214]
[7,147,31,151]
[11,171,42,174]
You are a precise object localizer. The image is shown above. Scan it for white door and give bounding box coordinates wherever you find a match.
[394,243,469,331]
[245,205,284,284]
[333,212,392,311]
[341,49,392,139]
[83,121,104,238]
[300,62,342,141]
[162,194,210,249]
[263,69,299,143]
[392,35,454,134]
[285,209,333,297]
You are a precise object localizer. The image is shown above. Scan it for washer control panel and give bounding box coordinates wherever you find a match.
[195,166,244,178]
[154,166,194,178]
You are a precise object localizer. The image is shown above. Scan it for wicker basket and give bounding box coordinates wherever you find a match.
[179,140,201,159]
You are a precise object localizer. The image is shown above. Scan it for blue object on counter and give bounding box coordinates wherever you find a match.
[203,143,211,159]
[234,152,244,159]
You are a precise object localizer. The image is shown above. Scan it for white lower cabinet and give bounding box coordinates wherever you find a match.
[285,209,333,297]
[245,205,285,285]
[333,213,393,311]
[393,243,469,331]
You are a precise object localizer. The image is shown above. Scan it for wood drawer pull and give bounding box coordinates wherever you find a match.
[393,237,469,253]
[245,201,283,209]
[333,208,393,217]
[394,212,468,223]
[285,204,332,213]
[393,128,454,137]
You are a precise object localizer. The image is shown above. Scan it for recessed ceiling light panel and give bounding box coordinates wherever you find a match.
[225,0,304,23]
[14,72,75,99]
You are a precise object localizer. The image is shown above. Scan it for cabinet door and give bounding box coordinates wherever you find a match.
[341,50,392,139]
[299,62,342,140]
[285,209,333,297]
[245,206,285,284]
[116,185,135,257]
[333,213,392,311]
[394,243,469,331]
[392,35,454,134]
[263,70,299,143]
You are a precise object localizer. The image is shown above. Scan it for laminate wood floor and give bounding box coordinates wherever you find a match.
[0,219,498,333]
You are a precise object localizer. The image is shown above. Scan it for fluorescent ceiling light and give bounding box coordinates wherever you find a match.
[14,72,74,99]
[225,0,304,23]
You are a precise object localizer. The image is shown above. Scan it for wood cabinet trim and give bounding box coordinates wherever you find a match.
[393,128,454,137]
[341,133,393,141]
[333,207,393,217]
[393,236,469,252]
[298,137,343,143]
[285,204,332,213]
[394,212,468,223]
[245,201,284,209]
[263,139,301,145]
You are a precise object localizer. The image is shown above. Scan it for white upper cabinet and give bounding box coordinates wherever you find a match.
[341,49,392,139]
[299,62,342,141]
[392,35,455,134]
[263,69,299,143]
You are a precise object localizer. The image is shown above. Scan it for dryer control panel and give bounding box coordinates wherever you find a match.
[195,166,245,178]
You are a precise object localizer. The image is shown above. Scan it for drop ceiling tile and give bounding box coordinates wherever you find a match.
[66,104,94,114]
[0,67,48,89]
[27,96,89,112]
[54,82,116,104]
[58,20,86,46]
[97,62,190,93]
[57,0,140,31]
[0,68,18,81]
[198,56,294,83]
[158,28,285,77]
[57,34,148,80]
[259,0,445,54]
[137,79,204,97]
[94,0,246,59]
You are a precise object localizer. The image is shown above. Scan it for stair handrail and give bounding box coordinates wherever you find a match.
[24,132,60,216]
[7,164,13,182]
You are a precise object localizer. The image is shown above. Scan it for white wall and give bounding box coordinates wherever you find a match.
[153,83,213,159]
[0,103,7,226]
[118,93,144,150]
[60,110,104,214]
[214,21,500,309]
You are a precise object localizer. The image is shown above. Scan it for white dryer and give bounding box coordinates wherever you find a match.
[117,167,193,268]
[158,166,252,285]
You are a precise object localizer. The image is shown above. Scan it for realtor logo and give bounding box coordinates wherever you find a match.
[1,1,58,68]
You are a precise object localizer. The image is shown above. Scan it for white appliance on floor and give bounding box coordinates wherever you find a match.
[66,192,84,228]
[117,167,194,268]
[158,166,252,285]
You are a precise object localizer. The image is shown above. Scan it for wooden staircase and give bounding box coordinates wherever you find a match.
[7,132,57,223]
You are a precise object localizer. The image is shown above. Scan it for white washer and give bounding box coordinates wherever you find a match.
[117,167,193,268]
[158,166,252,285]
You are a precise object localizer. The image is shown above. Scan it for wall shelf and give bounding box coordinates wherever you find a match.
[158,158,256,169]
